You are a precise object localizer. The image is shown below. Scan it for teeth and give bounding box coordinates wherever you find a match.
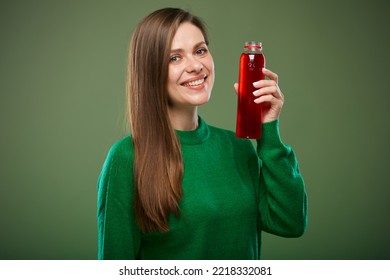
[184,78,204,87]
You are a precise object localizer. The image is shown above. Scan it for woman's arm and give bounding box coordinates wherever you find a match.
[236,68,308,237]
[97,137,141,259]
[257,121,308,237]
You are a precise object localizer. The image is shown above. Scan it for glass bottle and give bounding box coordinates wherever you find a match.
[236,41,266,139]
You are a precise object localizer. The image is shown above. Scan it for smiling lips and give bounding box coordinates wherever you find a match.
[181,75,207,88]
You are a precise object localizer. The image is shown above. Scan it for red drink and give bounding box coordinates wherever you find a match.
[236,41,265,139]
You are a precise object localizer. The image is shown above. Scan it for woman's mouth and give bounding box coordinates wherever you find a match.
[181,76,207,88]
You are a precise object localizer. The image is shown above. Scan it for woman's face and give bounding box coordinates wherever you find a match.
[167,22,214,111]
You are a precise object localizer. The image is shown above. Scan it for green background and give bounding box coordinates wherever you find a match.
[1,0,389,259]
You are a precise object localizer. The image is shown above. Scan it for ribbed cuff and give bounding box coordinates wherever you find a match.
[257,120,283,149]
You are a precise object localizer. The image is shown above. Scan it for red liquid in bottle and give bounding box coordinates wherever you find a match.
[236,42,265,139]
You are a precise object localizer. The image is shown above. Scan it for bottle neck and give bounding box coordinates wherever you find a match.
[243,41,262,54]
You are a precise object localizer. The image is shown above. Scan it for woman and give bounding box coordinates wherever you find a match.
[97,7,307,260]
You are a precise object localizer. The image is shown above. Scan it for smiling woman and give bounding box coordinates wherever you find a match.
[97,7,308,260]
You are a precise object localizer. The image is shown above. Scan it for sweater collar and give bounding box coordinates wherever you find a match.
[175,116,210,145]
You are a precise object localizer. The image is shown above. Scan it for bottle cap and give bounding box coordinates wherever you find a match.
[244,41,262,49]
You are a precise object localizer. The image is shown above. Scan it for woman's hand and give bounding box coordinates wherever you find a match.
[234,68,284,123]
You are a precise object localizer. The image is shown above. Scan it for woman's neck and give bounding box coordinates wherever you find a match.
[168,106,198,131]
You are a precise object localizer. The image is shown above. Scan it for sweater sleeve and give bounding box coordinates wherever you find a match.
[97,138,141,259]
[256,120,308,237]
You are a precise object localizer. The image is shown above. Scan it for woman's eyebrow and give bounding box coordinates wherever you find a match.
[170,41,206,53]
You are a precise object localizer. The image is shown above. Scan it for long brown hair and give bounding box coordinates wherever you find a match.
[127,8,209,232]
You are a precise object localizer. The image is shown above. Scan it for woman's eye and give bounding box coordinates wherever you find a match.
[196,48,208,55]
[170,55,180,62]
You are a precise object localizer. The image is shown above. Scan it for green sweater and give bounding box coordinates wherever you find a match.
[97,117,307,260]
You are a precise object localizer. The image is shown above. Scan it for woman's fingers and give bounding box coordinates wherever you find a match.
[233,83,239,95]
[262,68,278,83]
[253,83,281,98]
[254,68,284,122]
[235,68,283,102]
[253,79,277,89]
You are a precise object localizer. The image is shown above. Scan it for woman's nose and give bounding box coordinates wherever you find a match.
[185,57,203,73]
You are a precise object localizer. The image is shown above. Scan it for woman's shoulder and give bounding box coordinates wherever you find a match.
[109,135,133,152]
[104,135,134,165]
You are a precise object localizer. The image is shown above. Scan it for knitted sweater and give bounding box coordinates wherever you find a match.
[97,117,307,260]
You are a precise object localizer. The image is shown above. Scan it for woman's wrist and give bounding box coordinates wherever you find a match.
[257,120,283,149]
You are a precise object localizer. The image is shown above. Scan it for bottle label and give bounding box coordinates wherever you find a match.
[248,55,256,71]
